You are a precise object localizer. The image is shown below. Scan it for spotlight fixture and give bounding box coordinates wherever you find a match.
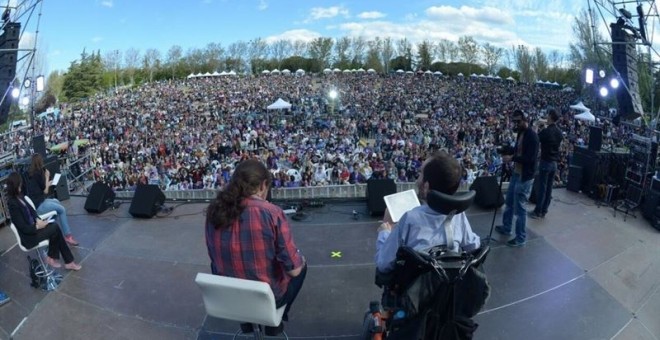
[23,78,31,88]
[599,70,606,78]
[328,89,338,99]
[610,78,620,89]
[585,69,594,84]
[599,87,609,97]
[11,87,19,98]
[21,96,29,106]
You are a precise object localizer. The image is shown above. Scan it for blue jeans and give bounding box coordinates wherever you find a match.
[534,160,557,216]
[37,198,72,236]
[502,173,534,242]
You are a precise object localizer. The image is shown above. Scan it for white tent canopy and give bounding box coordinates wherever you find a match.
[367,68,376,73]
[396,69,404,73]
[506,76,515,81]
[295,69,305,75]
[574,111,595,122]
[281,69,291,74]
[434,71,443,75]
[267,98,292,110]
[570,101,590,112]
[323,68,332,74]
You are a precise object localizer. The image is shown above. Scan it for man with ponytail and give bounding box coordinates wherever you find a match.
[205,159,306,336]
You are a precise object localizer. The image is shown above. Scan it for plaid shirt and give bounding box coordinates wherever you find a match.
[205,196,304,300]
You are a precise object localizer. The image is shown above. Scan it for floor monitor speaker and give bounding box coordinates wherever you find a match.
[129,184,166,218]
[84,182,116,213]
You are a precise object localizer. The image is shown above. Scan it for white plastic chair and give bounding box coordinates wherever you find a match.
[9,197,61,291]
[195,273,288,340]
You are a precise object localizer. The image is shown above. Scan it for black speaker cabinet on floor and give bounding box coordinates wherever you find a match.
[129,184,166,218]
[469,176,504,209]
[567,166,583,192]
[84,182,116,213]
[367,179,396,216]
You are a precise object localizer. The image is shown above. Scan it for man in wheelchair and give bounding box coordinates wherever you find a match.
[366,151,490,340]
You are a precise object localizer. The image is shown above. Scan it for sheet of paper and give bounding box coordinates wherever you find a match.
[383,189,421,223]
[51,173,61,186]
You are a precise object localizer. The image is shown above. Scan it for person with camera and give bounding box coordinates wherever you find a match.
[530,108,563,219]
[496,110,539,247]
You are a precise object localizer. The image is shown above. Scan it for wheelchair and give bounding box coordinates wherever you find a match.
[362,190,490,340]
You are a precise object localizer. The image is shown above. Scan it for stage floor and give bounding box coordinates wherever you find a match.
[0,188,659,339]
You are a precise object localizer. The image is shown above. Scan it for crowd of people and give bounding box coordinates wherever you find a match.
[0,73,635,192]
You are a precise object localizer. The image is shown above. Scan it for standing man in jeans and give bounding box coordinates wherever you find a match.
[496,110,539,247]
[530,109,563,219]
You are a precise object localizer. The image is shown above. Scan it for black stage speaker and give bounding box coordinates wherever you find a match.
[469,176,504,209]
[32,135,46,158]
[84,182,116,213]
[567,166,583,192]
[367,179,396,216]
[129,184,166,218]
[0,22,19,124]
[53,176,70,201]
[611,21,643,123]
[588,126,602,152]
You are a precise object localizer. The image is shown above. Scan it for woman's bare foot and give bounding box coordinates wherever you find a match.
[46,256,62,268]
[64,262,82,271]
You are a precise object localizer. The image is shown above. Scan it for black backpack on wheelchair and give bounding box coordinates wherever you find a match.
[363,190,491,340]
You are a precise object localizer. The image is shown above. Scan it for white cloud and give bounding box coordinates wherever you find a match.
[101,0,113,8]
[358,11,386,20]
[305,6,349,23]
[19,31,36,49]
[265,29,321,44]
[91,36,103,43]
[258,0,267,10]
[426,5,514,25]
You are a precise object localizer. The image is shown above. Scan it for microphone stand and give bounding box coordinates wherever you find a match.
[484,163,508,246]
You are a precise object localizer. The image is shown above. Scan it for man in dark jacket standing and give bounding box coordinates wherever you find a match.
[496,110,539,247]
[530,109,563,219]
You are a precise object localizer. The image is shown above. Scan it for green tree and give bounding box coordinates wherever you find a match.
[416,40,433,71]
[308,37,334,72]
[458,36,480,65]
[482,43,503,74]
[532,47,549,80]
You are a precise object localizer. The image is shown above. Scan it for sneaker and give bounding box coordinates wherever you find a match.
[527,211,542,219]
[506,238,526,248]
[0,291,10,307]
[46,256,62,268]
[265,322,284,336]
[64,235,79,246]
[495,225,511,236]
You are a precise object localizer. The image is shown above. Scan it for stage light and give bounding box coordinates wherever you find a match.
[610,78,620,89]
[23,78,31,88]
[599,87,609,97]
[11,87,19,98]
[36,75,45,92]
[328,89,338,99]
[599,69,606,78]
[21,96,29,106]
[585,69,594,84]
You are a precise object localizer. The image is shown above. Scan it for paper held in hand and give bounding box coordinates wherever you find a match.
[383,189,421,223]
[51,173,61,186]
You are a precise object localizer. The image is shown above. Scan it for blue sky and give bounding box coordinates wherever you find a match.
[13,0,591,73]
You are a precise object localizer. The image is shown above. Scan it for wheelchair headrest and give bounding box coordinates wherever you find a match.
[426,190,475,215]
